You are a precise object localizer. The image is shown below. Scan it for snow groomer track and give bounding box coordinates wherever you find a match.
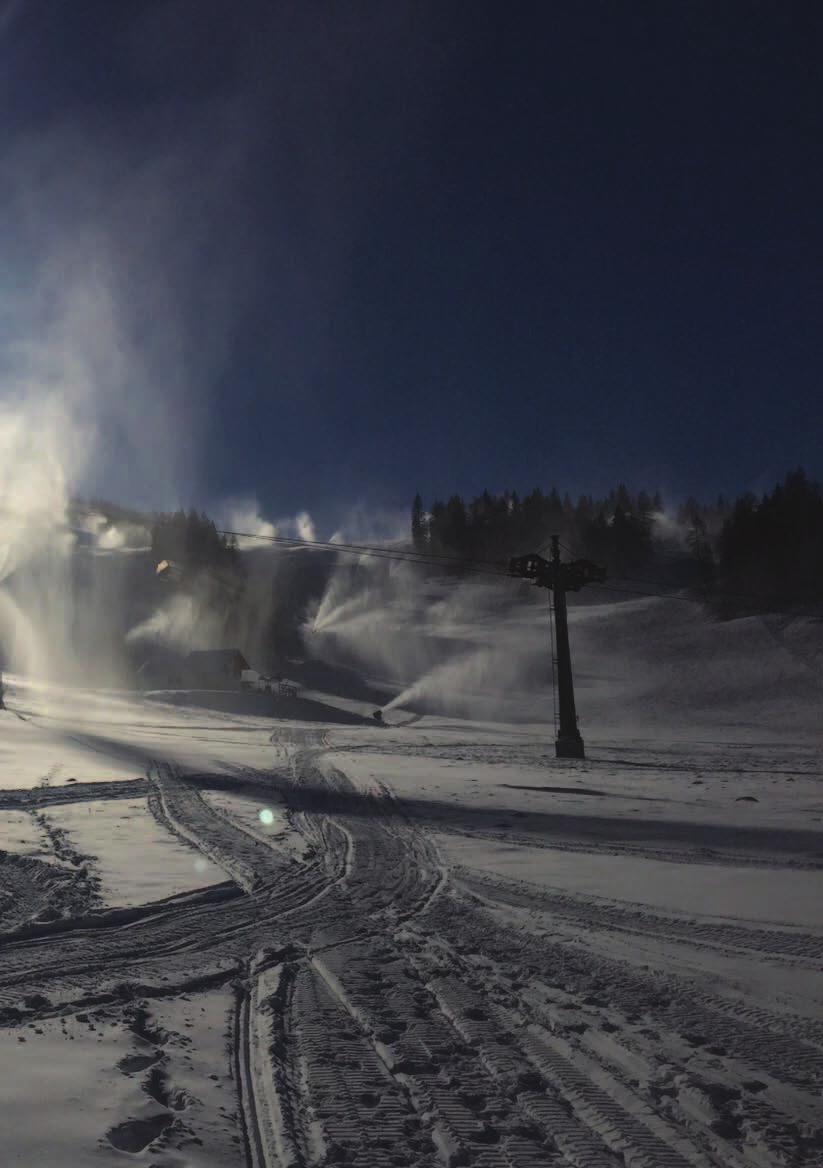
[1,726,822,1168]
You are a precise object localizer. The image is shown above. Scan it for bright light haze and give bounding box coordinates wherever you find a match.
[2,1,821,525]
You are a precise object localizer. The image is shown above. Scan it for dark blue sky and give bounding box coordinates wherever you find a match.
[3,1,822,528]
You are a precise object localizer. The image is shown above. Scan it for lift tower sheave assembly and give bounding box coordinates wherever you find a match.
[509,536,606,759]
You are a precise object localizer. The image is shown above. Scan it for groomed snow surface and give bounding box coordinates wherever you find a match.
[1,595,822,1166]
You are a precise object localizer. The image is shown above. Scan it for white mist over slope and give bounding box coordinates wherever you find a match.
[126,591,225,655]
[217,498,319,549]
[0,96,260,682]
[306,557,550,719]
[305,555,823,736]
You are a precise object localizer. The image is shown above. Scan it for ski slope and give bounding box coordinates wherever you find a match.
[0,595,821,1166]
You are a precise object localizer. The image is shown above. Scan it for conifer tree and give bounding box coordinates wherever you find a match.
[411,493,426,551]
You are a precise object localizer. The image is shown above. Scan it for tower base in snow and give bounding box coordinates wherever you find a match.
[555,732,585,759]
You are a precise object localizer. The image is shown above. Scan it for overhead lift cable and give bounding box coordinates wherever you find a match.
[217,528,510,578]
[217,529,820,614]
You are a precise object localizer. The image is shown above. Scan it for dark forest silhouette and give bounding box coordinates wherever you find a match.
[78,471,823,682]
[412,470,823,612]
[151,510,241,579]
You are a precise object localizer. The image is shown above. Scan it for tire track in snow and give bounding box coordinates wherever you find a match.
[3,725,822,1167]
[456,870,823,967]
[404,890,823,1166]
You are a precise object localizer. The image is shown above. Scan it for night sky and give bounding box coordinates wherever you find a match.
[2,1,822,528]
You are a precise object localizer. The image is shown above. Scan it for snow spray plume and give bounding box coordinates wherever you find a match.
[305,555,551,720]
[127,587,228,655]
[147,500,405,671]
[0,105,258,684]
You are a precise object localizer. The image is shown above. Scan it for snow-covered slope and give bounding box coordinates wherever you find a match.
[0,594,821,1166]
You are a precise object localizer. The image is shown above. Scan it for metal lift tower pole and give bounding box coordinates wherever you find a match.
[508,538,606,760]
[550,536,584,758]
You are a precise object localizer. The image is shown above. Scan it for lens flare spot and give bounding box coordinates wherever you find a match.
[259,808,275,826]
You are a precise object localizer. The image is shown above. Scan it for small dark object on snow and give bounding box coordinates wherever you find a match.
[373,709,383,723]
[736,795,759,802]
